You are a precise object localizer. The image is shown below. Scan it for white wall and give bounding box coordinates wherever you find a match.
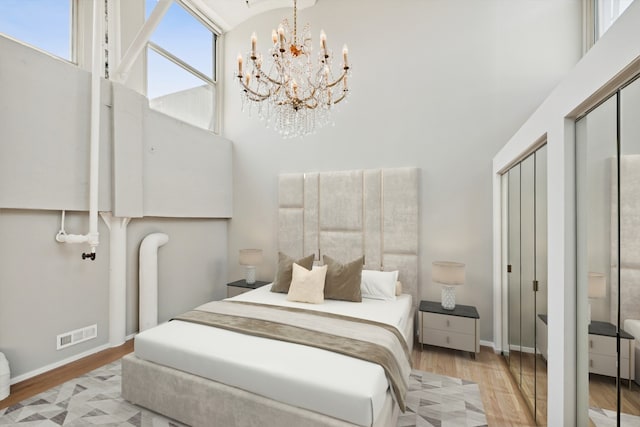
[492,2,640,424]
[224,0,582,343]
[0,31,232,379]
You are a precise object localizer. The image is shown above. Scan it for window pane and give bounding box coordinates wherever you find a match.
[0,0,71,60]
[597,0,634,40]
[147,48,215,130]
[146,0,214,79]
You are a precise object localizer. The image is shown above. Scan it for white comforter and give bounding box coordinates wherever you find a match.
[134,285,413,426]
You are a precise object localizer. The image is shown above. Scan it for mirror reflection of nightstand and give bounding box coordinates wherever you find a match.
[226,280,269,298]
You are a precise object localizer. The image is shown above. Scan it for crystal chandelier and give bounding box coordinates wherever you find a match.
[236,0,351,138]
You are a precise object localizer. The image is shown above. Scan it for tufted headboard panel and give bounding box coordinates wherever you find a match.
[278,167,419,307]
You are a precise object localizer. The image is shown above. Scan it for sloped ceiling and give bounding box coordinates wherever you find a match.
[187,0,317,32]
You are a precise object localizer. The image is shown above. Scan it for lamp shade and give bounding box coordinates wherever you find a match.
[239,249,263,266]
[588,272,606,299]
[432,261,465,285]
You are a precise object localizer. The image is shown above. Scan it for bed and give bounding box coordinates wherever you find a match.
[122,167,419,427]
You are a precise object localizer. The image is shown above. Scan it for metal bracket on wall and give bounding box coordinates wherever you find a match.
[507,264,512,273]
[533,280,539,292]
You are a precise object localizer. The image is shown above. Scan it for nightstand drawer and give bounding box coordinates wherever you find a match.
[227,286,250,298]
[421,328,476,353]
[589,334,630,356]
[422,312,475,334]
[589,353,631,379]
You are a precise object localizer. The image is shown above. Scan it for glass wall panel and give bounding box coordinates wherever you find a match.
[0,0,72,61]
[147,48,216,130]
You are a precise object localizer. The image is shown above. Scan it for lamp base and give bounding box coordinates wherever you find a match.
[245,266,256,285]
[441,285,456,310]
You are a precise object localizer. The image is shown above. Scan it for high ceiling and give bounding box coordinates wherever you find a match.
[187,0,317,32]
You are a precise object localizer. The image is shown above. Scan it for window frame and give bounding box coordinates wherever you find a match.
[0,0,77,64]
[144,0,220,133]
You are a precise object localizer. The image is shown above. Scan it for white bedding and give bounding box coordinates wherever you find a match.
[134,284,413,427]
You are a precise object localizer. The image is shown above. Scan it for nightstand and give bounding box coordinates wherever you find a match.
[588,321,635,384]
[419,300,480,356]
[226,279,270,298]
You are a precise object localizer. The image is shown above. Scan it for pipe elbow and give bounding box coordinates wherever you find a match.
[140,233,169,252]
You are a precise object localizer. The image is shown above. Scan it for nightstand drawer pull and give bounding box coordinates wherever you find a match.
[446,319,450,327]
[446,336,450,344]
[589,340,593,349]
[589,359,593,368]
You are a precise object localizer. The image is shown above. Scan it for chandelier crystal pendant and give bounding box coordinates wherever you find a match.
[236,0,351,138]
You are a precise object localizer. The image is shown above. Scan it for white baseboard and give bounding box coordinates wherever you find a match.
[508,343,537,354]
[480,340,497,352]
[10,333,136,385]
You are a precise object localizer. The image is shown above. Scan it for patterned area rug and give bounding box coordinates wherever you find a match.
[0,360,487,427]
[589,406,640,426]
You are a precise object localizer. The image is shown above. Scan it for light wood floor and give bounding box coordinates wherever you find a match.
[0,340,134,410]
[1,341,535,425]
[414,344,536,426]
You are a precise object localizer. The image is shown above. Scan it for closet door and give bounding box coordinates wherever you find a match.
[508,165,522,388]
[576,95,618,426]
[520,154,536,414]
[618,76,640,422]
[535,146,548,426]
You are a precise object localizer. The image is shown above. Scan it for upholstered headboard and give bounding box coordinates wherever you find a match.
[278,167,419,306]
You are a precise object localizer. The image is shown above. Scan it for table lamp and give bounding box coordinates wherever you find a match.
[239,249,263,284]
[432,261,465,310]
[588,272,606,324]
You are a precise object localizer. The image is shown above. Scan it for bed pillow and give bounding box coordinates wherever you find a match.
[323,255,364,302]
[361,270,399,300]
[286,263,327,304]
[396,280,403,296]
[271,252,315,293]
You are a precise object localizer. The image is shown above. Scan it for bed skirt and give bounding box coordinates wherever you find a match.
[121,354,400,427]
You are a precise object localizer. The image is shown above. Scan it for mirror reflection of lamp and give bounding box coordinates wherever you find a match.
[239,249,263,284]
[432,261,465,310]
[588,272,607,324]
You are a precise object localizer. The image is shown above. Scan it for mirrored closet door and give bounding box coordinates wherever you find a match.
[503,146,548,426]
[576,75,640,426]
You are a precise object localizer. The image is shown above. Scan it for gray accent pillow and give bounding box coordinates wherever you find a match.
[323,255,364,302]
[271,252,315,293]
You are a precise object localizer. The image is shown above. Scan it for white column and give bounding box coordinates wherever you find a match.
[139,233,169,332]
[100,213,131,347]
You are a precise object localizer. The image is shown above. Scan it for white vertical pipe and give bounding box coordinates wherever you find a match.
[139,233,169,332]
[107,0,121,72]
[87,0,103,252]
[100,213,130,347]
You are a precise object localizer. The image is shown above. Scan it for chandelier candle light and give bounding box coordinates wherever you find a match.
[432,261,465,310]
[236,0,351,138]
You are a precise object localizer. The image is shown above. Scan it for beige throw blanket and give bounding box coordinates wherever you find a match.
[173,300,412,412]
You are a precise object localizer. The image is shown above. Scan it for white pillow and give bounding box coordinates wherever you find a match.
[361,270,399,300]
[287,263,327,304]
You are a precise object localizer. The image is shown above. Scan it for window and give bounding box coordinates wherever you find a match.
[595,0,634,40]
[145,0,218,131]
[0,0,73,61]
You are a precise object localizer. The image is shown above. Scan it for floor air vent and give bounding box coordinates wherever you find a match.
[56,324,98,350]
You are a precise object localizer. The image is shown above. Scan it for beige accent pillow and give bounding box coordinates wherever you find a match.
[287,263,327,304]
[396,280,403,296]
[271,252,315,293]
[323,255,364,302]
